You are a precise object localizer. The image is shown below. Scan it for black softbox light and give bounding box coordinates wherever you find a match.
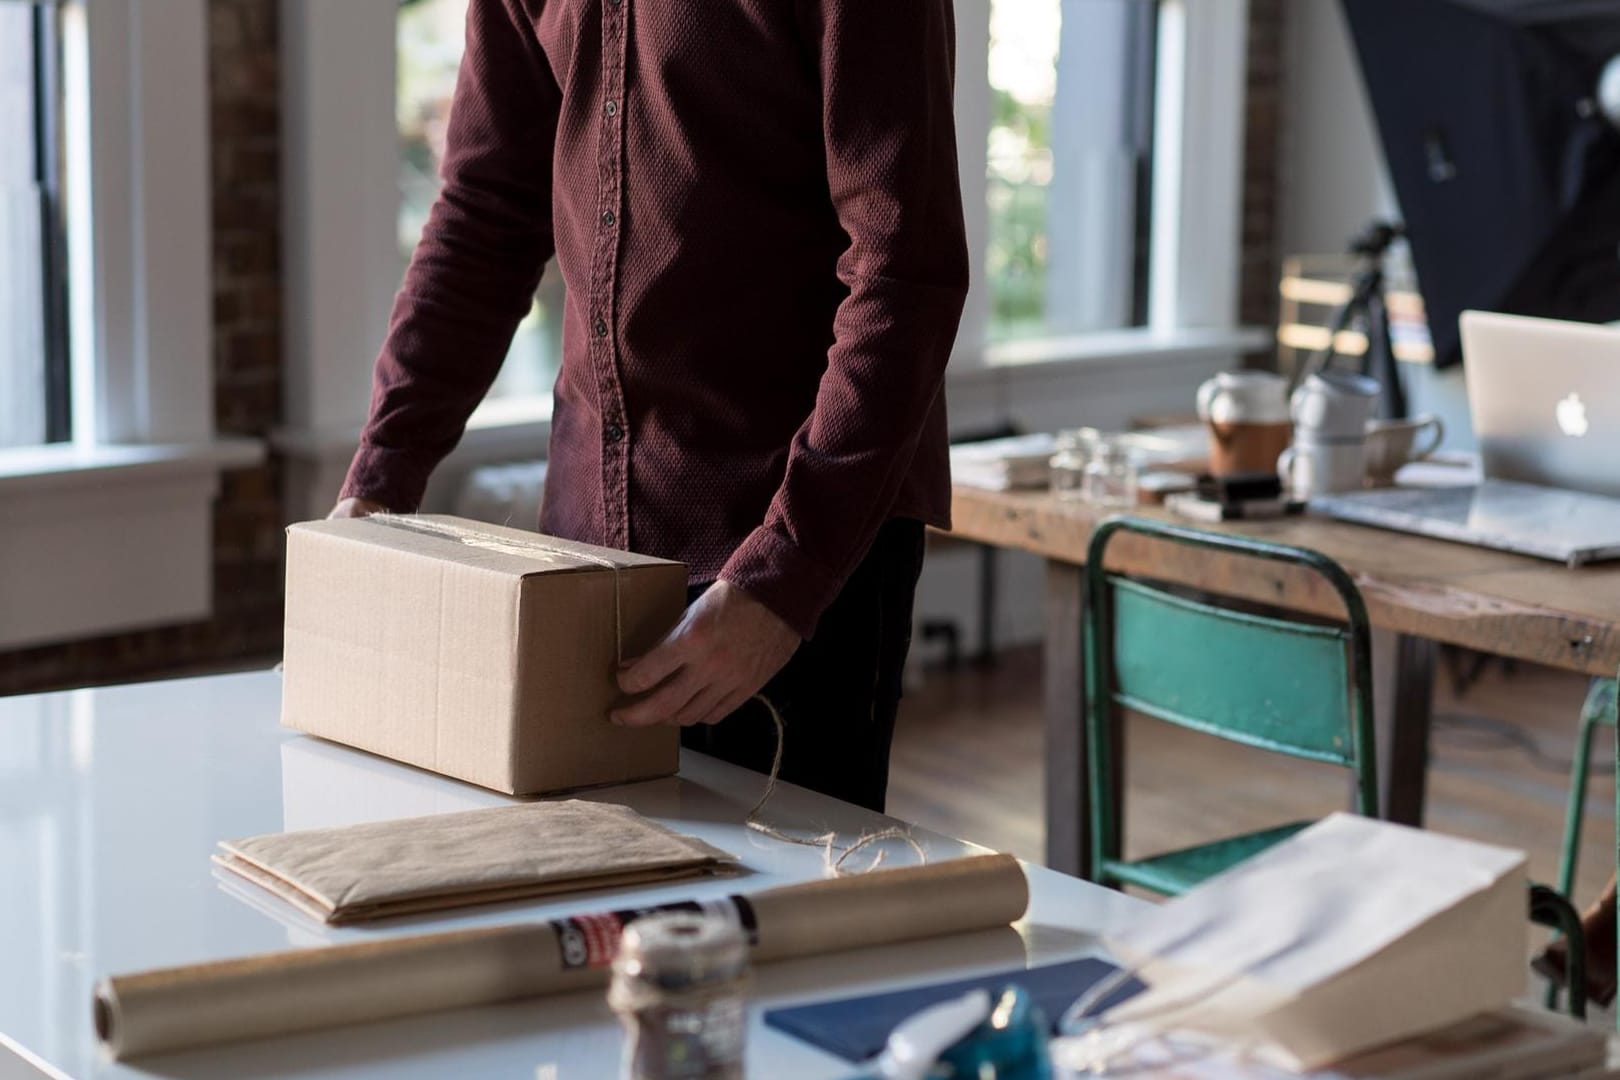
[1341,0,1620,367]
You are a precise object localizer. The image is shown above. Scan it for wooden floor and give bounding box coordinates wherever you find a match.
[889,647,1616,917]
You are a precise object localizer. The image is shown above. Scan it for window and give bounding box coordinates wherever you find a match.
[0,0,69,448]
[398,0,562,400]
[986,0,1157,343]
[1,0,258,650]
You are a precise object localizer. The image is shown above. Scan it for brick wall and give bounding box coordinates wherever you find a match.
[1240,0,1286,358]
[0,0,285,695]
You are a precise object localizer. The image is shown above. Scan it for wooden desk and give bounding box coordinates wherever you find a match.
[949,486,1620,874]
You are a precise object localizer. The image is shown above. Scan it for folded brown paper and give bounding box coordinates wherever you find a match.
[213,801,736,924]
[97,854,1030,1060]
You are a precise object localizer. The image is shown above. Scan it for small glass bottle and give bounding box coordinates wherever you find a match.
[1082,438,1140,508]
[608,912,750,1080]
[1049,430,1092,502]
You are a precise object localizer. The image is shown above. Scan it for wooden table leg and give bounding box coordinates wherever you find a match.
[1373,630,1437,826]
[1044,560,1087,876]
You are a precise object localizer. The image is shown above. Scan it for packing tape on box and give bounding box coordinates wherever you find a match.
[94,853,1029,1060]
[374,514,632,663]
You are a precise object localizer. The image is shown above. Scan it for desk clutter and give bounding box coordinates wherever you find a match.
[94,854,1030,1060]
[768,818,1602,1080]
[955,318,1620,568]
[107,794,1619,1079]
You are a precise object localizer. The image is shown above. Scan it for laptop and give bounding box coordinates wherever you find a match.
[1312,312,1620,566]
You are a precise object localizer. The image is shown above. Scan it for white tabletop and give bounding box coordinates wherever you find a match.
[0,671,1146,1080]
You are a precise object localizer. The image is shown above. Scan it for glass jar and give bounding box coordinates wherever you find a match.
[1082,438,1140,508]
[1049,429,1093,501]
[608,912,750,1080]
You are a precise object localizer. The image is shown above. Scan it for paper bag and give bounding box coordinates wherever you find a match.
[1102,814,1527,1072]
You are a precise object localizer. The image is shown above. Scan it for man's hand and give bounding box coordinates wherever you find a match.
[328,497,389,519]
[612,581,800,728]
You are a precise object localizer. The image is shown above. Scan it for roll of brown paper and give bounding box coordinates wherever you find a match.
[96,853,1029,1060]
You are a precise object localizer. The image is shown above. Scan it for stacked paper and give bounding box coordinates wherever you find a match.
[949,434,1061,491]
[1059,1005,1609,1078]
[949,426,1210,493]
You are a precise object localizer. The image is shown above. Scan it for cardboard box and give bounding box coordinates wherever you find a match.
[281,515,685,795]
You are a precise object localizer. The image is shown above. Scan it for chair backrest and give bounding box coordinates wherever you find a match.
[1083,516,1378,872]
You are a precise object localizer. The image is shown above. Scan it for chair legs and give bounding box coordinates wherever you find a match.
[1558,680,1619,902]
[1546,679,1617,1016]
[1531,885,1588,1020]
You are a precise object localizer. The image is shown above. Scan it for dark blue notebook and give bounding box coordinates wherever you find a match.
[762,957,1144,1063]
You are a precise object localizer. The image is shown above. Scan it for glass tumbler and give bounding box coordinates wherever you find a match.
[1082,439,1140,508]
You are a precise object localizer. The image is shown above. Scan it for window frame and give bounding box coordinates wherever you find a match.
[0,0,262,651]
[954,0,1256,374]
[65,0,214,446]
[0,0,71,447]
[30,0,72,442]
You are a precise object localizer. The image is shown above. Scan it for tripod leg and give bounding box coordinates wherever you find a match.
[1366,289,1408,420]
[1295,295,1363,390]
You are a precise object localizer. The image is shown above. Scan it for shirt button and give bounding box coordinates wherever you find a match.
[605,423,625,444]
[604,100,618,117]
[601,210,615,227]
[594,318,608,337]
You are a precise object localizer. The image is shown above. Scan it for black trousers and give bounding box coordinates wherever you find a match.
[680,519,926,813]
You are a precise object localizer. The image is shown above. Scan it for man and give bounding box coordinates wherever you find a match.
[333,0,968,813]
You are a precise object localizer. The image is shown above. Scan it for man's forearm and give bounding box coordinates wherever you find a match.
[342,0,560,511]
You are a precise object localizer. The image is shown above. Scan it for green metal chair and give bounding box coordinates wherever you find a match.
[1542,677,1616,1017]
[1080,516,1591,1020]
[1081,516,1378,895]
[1556,678,1618,908]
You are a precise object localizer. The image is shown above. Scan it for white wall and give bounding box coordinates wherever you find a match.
[1277,2,1393,260]
[1276,2,1473,448]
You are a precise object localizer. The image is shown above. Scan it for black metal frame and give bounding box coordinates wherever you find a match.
[1125,0,1159,329]
[31,0,72,443]
[1530,884,1588,1020]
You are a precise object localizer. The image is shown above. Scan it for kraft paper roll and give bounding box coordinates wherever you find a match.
[96,853,1029,1060]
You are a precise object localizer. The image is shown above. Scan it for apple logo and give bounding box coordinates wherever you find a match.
[1557,392,1590,438]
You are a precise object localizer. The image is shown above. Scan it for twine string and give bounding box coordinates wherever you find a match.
[744,695,926,876]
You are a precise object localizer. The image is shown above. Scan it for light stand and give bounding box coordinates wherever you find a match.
[1290,220,1409,421]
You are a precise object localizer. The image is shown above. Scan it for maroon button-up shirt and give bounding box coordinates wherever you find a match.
[342,0,969,639]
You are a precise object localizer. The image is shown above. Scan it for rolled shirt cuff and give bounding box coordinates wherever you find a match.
[718,524,847,641]
[338,445,437,515]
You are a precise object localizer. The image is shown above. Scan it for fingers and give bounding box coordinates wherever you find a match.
[618,634,688,696]
[327,497,388,519]
[672,685,727,727]
[697,686,754,728]
[612,666,704,728]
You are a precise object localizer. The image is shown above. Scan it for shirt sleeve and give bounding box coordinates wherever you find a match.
[341,0,559,512]
[718,0,969,639]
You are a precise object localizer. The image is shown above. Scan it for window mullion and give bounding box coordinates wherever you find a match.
[34,0,71,443]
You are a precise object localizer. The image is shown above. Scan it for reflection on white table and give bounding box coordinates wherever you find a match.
[0,672,1146,1079]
